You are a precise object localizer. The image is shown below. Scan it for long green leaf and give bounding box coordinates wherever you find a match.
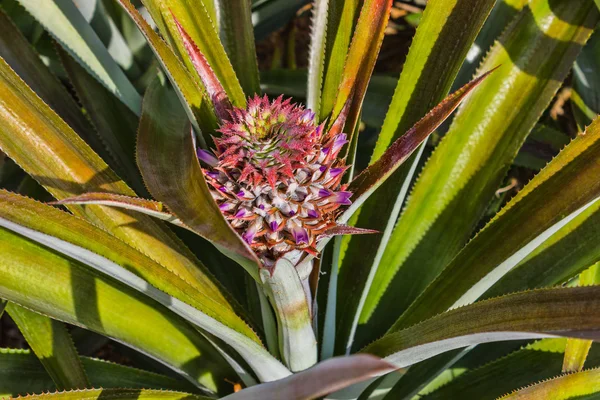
[136,78,261,277]
[0,191,290,383]
[217,0,260,96]
[563,263,600,372]
[306,0,329,114]
[0,348,198,397]
[452,0,527,92]
[115,0,217,144]
[483,191,600,299]
[6,304,89,391]
[421,339,600,400]
[498,368,600,399]
[0,9,110,165]
[329,0,392,136]
[56,46,145,196]
[343,70,494,220]
[318,0,360,121]
[335,0,497,354]
[393,116,600,330]
[0,54,224,308]
[15,0,141,114]
[0,227,233,392]
[572,29,600,128]
[361,0,599,340]
[364,287,600,368]
[6,389,210,400]
[0,190,257,343]
[141,0,246,107]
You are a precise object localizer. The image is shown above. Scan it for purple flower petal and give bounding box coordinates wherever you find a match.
[331,134,348,156]
[291,226,309,245]
[206,171,220,179]
[197,148,218,167]
[219,202,234,211]
[235,208,250,218]
[319,188,332,198]
[242,225,257,244]
[319,165,327,172]
[307,209,318,218]
[331,191,352,205]
[269,221,279,231]
[329,168,344,178]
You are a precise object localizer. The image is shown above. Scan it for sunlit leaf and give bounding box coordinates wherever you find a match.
[335,0,497,354]
[5,388,210,400]
[392,116,600,331]
[360,0,599,343]
[497,368,600,399]
[0,227,235,392]
[16,0,141,114]
[364,287,600,368]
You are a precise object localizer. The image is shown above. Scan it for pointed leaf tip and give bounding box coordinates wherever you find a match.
[318,225,379,240]
[342,68,497,220]
[170,9,232,121]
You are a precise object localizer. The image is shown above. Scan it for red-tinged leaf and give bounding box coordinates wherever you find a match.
[329,0,393,135]
[318,225,379,240]
[222,355,395,400]
[137,78,261,278]
[51,193,185,227]
[115,0,217,146]
[343,68,497,220]
[171,10,232,121]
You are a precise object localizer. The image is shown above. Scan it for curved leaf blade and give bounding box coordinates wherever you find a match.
[335,0,497,354]
[5,388,210,400]
[0,191,291,383]
[142,0,246,107]
[223,355,395,400]
[364,287,600,368]
[0,55,222,306]
[343,69,494,220]
[53,193,184,226]
[136,78,261,277]
[393,116,600,331]
[0,227,234,392]
[16,0,141,114]
[217,0,261,97]
[362,0,599,339]
[115,0,217,143]
[0,349,198,397]
[0,190,258,344]
[498,368,600,399]
[6,304,89,390]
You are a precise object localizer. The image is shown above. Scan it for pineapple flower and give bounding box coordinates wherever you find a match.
[197,94,355,269]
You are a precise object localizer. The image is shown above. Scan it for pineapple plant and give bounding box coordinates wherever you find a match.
[0,0,599,399]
